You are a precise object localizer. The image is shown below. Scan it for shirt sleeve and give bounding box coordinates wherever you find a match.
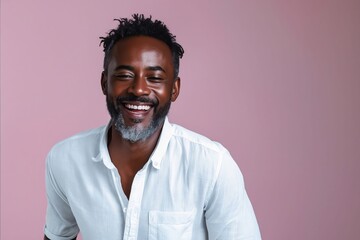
[204,150,261,240]
[44,150,79,240]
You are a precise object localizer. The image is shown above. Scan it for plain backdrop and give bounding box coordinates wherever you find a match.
[1,0,359,239]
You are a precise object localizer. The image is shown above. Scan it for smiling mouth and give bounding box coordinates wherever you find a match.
[124,103,152,111]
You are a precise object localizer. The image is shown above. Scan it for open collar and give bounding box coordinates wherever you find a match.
[92,117,174,170]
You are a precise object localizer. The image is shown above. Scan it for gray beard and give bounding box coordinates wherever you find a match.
[114,111,162,143]
[107,97,171,143]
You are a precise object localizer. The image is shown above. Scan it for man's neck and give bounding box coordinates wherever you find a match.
[107,122,164,198]
[107,122,164,172]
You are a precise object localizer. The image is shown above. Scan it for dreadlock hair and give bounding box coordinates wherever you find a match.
[100,14,184,79]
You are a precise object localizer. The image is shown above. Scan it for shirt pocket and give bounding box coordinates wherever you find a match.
[149,210,196,240]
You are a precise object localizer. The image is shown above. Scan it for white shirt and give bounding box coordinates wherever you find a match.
[45,118,261,240]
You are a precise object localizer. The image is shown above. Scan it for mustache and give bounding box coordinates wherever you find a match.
[115,94,158,106]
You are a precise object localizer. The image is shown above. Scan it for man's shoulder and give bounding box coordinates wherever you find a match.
[49,125,106,155]
[170,123,228,154]
[168,123,236,183]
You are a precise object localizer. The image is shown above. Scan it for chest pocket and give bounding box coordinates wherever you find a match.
[149,210,195,240]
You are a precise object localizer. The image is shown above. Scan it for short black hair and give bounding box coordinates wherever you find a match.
[100,14,184,79]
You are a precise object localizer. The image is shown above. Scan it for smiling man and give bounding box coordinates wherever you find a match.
[44,14,261,240]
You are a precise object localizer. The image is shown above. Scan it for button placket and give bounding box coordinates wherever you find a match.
[123,170,147,240]
[110,169,128,221]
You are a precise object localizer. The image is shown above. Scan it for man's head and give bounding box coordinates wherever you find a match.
[100,14,184,79]
[100,14,184,143]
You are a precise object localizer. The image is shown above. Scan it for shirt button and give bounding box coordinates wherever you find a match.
[123,208,127,212]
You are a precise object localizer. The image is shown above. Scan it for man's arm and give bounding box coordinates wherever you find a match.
[204,151,261,239]
[44,150,80,239]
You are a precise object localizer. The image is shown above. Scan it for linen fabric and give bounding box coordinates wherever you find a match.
[44,118,261,240]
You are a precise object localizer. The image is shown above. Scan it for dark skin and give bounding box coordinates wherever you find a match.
[44,36,180,239]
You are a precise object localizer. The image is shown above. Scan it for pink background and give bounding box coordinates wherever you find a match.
[1,0,360,239]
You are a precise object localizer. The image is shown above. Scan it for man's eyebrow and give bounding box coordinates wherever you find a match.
[114,65,134,71]
[113,65,166,73]
[146,66,166,73]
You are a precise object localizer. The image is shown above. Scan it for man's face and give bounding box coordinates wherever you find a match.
[102,36,180,142]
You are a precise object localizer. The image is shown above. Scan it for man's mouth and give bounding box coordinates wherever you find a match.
[124,103,151,111]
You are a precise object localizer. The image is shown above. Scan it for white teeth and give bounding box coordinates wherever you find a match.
[125,104,151,111]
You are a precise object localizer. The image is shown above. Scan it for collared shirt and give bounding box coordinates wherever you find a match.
[45,118,261,240]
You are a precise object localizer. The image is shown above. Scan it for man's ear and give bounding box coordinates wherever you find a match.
[171,77,181,102]
[101,71,107,95]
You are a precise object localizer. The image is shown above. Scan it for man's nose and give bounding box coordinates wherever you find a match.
[128,76,150,96]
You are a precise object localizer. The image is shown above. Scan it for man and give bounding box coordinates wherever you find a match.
[44,14,261,240]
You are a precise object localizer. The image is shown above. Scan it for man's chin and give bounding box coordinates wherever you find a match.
[122,116,152,128]
[115,123,157,142]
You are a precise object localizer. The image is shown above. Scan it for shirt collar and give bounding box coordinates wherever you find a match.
[149,117,173,169]
[92,117,174,170]
[92,121,114,169]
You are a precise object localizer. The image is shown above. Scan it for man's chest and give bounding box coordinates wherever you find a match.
[65,167,209,239]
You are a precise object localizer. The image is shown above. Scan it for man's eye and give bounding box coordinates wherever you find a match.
[115,74,133,79]
[148,76,163,82]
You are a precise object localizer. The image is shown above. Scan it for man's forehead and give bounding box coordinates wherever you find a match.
[113,36,172,54]
[107,36,174,70]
